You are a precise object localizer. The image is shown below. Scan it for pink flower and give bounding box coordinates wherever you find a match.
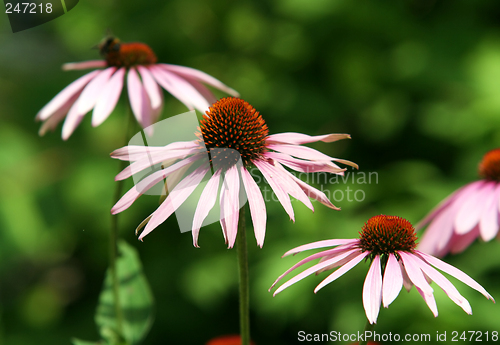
[417,149,500,257]
[36,37,238,140]
[111,97,357,248]
[270,215,494,324]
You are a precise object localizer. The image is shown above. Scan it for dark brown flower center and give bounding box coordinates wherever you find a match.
[199,97,268,170]
[358,215,417,257]
[99,37,157,68]
[479,149,500,181]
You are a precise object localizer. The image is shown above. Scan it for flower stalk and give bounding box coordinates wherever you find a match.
[359,319,375,345]
[236,206,250,345]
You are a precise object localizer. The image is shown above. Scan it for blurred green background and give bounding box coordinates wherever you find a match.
[1,0,500,344]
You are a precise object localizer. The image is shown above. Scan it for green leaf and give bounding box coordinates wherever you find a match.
[95,240,154,345]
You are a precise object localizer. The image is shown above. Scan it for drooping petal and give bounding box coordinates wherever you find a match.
[266,132,351,145]
[417,203,456,256]
[268,161,314,211]
[415,286,438,317]
[115,148,202,181]
[127,67,154,129]
[399,252,434,295]
[137,66,163,110]
[363,255,383,324]
[382,253,403,308]
[270,244,358,291]
[111,140,199,161]
[415,187,464,230]
[149,66,194,110]
[139,165,210,240]
[286,172,340,211]
[449,227,481,254]
[283,239,358,257]
[455,181,491,235]
[240,166,266,247]
[160,63,239,97]
[112,155,200,214]
[415,254,472,314]
[314,251,369,293]
[273,248,360,296]
[92,67,126,126]
[37,70,100,121]
[267,143,358,168]
[254,160,294,221]
[38,91,80,135]
[76,67,117,114]
[416,251,495,301]
[192,169,222,247]
[183,77,217,105]
[62,60,107,70]
[479,183,500,241]
[264,151,346,174]
[221,164,240,248]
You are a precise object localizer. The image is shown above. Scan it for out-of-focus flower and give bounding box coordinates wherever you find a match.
[206,335,255,345]
[270,215,494,324]
[36,36,238,140]
[111,97,357,248]
[417,149,500,257]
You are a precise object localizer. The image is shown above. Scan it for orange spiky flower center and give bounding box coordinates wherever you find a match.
[99,37,157,68]
[358,215,417,258]
[199,97,268,170]
[479,149,500,181]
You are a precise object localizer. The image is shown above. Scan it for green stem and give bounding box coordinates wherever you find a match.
[359,318,375,345]
[110,105,135,341]
[236,206,250,345]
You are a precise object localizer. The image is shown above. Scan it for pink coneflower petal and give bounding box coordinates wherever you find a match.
[479,184,500,241]
[416,251,495,301]
[219,183,229,245]
[270,245,358,291]
[271,162,314,211]
[416,256,472,314]
[268,143,341,162]
[240,167,267,247]
[264,152,346,174]
[149,66,194,110]
[92,68,126,126]
[449,226,481,254]
[287,173,341,211]
[363,255,382,324]
[128,67,154,129]
[192,169,222,247]
[382,253,403,308]
[314,252,368,293]
[283,239,358,257]
[399,260,413,292]
[115,148,202,181]
[417,203,456,256]
[274,248,360,296]
[112,155,200,214]
[137,66,163,110]
[37,70,100,121]
[76,67,117,114]
[266,133,351,145]
[399,252,434,296]
[415,187,462,230]
[416,286,438,317]
[254,160,295,221]
[111,140,199,161]
[62,60,107,71]
[183,77,217,105]
[158,69,210,112]
[38,92,80,135]
[139,165,210,240]
[160,63,239,97]
[221,164,240,248]
[455,181,492,235]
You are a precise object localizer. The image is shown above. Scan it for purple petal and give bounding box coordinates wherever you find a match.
[92,68,126,126]
[112,155,200,214]
[138,66,163,110]
[37,70,100,121]
[61,102,87,140]
[270,162,314,211]
[455,181,491,235]
[62,60,107,70]
[283,239,358,257]
[479,183,500,241]
[160,63,239,97]
[286,172,340,211]
[363,255,382,324]
[127,67,154,129]
[192,169,222,247]
[240,166,267,247]
[267,143,358,168]
[415,187,463,230]
[182,77,217,105]
[450,227,480,254]
[416,251,495,301]
[264,151,346,174]
[266,132,351,145]
[382,253,403,308]
[221,164,240,248]
[111,140,199,161]
[139,165,210,240]
[416,286,438,317]
[399,252,434,295]
[254,159,295,221]
[273,248,361,296]
[270,244,358,291]
[149,66,194,110]
[76,67,116,114]
[38,91,80,136]
[415,254,472,314]
[314,251,368,293]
